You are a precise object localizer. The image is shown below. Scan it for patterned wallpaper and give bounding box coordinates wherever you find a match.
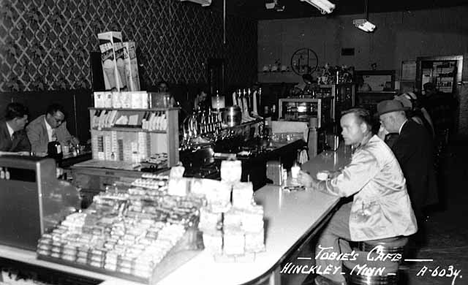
[0,0,257,92]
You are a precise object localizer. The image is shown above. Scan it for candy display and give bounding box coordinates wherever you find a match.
[36,171,267,281]
[36,175,203,283]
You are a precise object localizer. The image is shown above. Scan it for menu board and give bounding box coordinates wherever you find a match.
[401,60,417,81]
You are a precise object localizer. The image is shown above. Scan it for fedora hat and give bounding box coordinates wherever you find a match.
[376,100,407,116]
[394,94,413,110]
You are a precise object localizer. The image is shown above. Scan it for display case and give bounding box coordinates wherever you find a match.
[89,107,179,168]
[36,175,203,284]
[355,70,396,115]
[278,97,333,128]
[317,83,355,121]
[355,91,398,115]
[0,156,80,251]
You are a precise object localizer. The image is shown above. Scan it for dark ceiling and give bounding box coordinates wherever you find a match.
[209,0,468,20]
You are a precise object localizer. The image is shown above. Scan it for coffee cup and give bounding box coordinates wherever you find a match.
[316,171,330,181]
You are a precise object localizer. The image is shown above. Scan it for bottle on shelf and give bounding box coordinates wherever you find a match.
[271,104,277,120]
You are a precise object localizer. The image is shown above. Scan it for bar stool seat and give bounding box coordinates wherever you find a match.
[342,236,408,285]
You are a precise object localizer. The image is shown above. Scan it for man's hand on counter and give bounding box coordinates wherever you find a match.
[297,170,320,189]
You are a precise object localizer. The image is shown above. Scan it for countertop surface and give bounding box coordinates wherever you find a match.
[0,147,353,285]
[301,145,352,177]
[157,186,339,285]
[158,147,350,285]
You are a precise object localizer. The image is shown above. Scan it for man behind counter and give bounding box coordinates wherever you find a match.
[298,107,417,285]
[0,102,31,154]
[26,103,79,156]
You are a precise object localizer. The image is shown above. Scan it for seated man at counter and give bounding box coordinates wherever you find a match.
[377,100,438,245]
[298,107,417,285]
[26,103,79,155]
[0,102,31,154]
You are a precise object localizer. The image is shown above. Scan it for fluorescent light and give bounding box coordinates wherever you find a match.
[353,19,376,32]
[300,0,335,14]
[266,0,285,11]
[179,0,212,7]
[266,2,276,9]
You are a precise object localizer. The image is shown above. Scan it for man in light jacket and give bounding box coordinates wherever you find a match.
[299,107,417,285]
[26,103,79,155]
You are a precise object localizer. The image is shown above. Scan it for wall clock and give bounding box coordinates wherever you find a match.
[290,48,318,75]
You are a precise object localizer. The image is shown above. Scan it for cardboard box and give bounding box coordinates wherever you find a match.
[103,91,113,108]
[114,41,127,91]
[123,41,140,91]
[98,31,124,91]
[94,92,105,108]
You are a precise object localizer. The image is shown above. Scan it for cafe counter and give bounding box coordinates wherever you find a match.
[0,146,352,285]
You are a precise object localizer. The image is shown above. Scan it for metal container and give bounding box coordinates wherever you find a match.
[326,134,340,151]
[266,160,283,185]
[223,106,242,127]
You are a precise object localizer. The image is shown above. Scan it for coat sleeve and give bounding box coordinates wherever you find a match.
[26,123,46,153]
[58,122,73,143]
[317,149,380,197]
[391,133,414,166]
[15,131,31,152]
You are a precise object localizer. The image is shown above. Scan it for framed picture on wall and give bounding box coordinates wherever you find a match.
[355,70,396,92]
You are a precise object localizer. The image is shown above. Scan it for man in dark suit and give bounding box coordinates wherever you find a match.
[377,100,438,243]
[0,102,31,153]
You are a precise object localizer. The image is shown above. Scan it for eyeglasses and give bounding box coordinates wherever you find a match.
[52,116,64,124]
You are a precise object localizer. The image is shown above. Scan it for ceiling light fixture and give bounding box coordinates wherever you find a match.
[300,0,335,14]
[179,0,212,7]
[266,0,285,12]
[353,19,376,32]
[353,0,375,32]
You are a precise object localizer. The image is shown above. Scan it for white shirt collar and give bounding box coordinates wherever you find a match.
[44,116,54,141]
[399,119,408,134]
[6,122,15,138]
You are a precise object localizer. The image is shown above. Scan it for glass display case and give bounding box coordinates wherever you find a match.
[0,156,80,251]
[355,91,398,115]
[278,97,334,128]
[317,83,355,122]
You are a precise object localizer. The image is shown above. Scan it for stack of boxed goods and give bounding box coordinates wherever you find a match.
[36,175,203,283]
[93,91,149,109]
[90,90,170,165]
[138,163,266,261]
[90,127,152,163]
[98,31,140,92]
[197,159,266,262]
[123,41,140,91]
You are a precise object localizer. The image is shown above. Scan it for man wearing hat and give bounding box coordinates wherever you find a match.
[394,92,435,138]
[377,100,438,245]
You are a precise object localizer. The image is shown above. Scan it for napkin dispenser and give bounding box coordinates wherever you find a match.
[266,160,283,185]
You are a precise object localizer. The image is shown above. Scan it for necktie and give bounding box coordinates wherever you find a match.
[51,128,57,141]
[11,132,15,141]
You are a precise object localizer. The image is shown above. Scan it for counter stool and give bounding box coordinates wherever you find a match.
[342,236,408,285]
